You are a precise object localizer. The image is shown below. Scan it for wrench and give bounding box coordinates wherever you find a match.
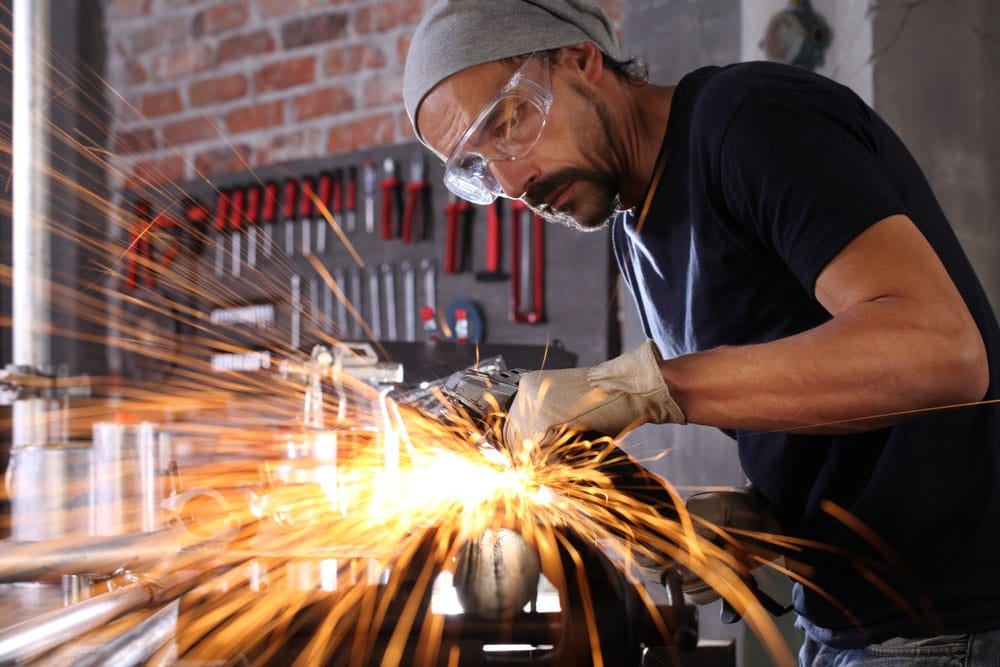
[366,265,382,340]
[381,264,398,341]
[420,258,437,313]
[290,274,302,351]
[309,276,320,329]
[349,267,363,340]
[332,267,348,338]
[401,261,416,342]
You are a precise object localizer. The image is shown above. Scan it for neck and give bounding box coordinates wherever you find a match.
[613,82,675,210]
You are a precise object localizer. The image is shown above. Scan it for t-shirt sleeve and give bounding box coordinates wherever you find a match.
[717,86,908,292]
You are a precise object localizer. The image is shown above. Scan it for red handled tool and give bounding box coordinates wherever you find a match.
[212,189,230,277]
[380,157,400,240]
[228,186,245,277]
[510,199,545,323]
[261,181,279,259]
[298,176,316,256]
[125,199,154,290]
[475,200,507,281]
[182,197,209,259]
[443,194,471,274]
[316,171,334,255]
[403,152,428,243]
[282,178,298,256]
[331,168,344,238]
[244,185,262,269]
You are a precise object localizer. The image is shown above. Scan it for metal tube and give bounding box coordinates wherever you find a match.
[0,569,203,664]
[0,529,189,583]
[51,599,180,667]
[0,579,153,664]
[11,0,53,448]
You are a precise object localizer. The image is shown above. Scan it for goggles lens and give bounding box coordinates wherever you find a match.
[443,53,552,205]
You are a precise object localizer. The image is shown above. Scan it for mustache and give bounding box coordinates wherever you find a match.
[524,168,593,209]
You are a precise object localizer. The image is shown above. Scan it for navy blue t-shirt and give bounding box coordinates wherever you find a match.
[612,62,1000,648]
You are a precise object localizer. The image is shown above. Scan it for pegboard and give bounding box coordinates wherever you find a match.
[124,142,618,376]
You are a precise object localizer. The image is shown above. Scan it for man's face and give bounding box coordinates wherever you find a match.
[417,55,621,231]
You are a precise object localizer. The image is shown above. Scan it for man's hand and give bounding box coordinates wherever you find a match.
[502,341,685,449]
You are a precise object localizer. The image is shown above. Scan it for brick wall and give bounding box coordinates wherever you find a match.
[104,0,622,192]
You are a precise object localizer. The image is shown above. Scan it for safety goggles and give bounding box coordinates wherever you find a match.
[443,51,553,205]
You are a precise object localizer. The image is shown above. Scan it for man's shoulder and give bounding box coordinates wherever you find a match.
[684,61,838,110]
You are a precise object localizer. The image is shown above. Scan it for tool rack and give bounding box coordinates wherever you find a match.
[118,142,619,383]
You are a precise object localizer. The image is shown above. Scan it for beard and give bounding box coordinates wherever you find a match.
[522,82,622,232]
[524,168,619,232]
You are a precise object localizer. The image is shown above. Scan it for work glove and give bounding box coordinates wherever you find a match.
[502,340,685,450]
[636,487,786,609]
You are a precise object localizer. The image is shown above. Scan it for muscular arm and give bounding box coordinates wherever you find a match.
[660,215,989,434]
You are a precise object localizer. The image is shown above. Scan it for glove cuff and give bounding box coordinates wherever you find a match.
[587,340,686,425]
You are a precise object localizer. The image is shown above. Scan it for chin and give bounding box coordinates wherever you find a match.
[547,199,616,232]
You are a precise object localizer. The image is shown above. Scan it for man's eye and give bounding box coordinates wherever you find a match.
[492,99,525,140]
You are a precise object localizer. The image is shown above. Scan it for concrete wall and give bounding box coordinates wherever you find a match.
[872,0,1000,319]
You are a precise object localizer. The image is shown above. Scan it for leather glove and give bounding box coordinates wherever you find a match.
[637,488,785,606]
[502,340,685,449]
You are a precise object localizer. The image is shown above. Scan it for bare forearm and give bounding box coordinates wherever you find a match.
[660,297,988,434]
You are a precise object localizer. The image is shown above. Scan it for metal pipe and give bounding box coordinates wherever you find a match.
[48,599,180,667]
[11,0,53,448]
[0,569,202,664]
[0,579,153,663]
[0,529,190,583]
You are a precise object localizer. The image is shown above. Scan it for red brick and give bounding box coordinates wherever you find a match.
[110,0,151,19]
[140,89,183,117]
[253,57,315,93]
[355,0,423,34]
[256,127,323,165]
[154,45,213,82]
[280,11,348,49]
[326,113,395,154]
[218,29,276,65]
[163,117,220,146]
[194,144,253,178]
[189,73,248,107]
[292,86,354,121]
[257,0,300,18]
[323,44,386,77]
[225,101,284,134]
[257,0,332,19]
[193,1,250,37]
[363,72,403,108]
[126,17,189,56]
[129,155,186,189]
[398,109,416,139]
[396,34,411,64]
[125,60,148,87]
[113,127,157,155]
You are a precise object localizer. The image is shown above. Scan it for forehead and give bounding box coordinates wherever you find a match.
[417,59,515,161]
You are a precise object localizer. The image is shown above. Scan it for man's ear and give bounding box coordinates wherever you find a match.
[559,41,605,83]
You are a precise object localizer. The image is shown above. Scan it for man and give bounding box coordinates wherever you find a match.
[402,1,1000,664]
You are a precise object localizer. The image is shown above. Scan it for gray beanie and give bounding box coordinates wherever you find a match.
[402,0,620,141]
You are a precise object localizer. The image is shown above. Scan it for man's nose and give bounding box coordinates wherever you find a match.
[490,159,537,200]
